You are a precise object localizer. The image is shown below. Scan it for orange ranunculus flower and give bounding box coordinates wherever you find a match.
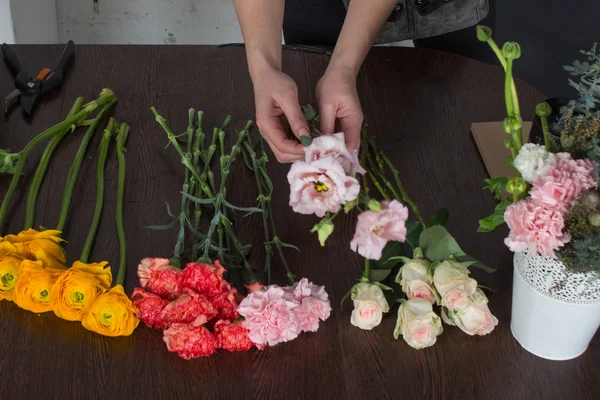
[13,259,66,313]
[53,261,113,321]
[3,229,66,269]
[0,240,24,301]
[81,285,139,337]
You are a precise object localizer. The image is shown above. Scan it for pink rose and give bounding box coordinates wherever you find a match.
[159,288,218,327]
[394,298,443,349]
[237,285,301,346]
[163,323,217,359]
[304,132,366,175]
[445,289,498,336]
[350,283,390,330]
[433,260,478,298]
[137,257,181,300]
[504,199,570,257]
[405,280,435,303]
[350,200,409,260]
[287,157,360,217]
[442,288,469,311]
[396,259,436,304]
[530,153,597,211]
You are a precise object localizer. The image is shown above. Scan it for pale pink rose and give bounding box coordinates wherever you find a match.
[350,283,390,330]
[350,200,409,260]
[405,280,435,304]
[288,157,360,217]
[304,132,366,175]
[446,289,498,336]
[394,298,443,349]
[237,285,301,346]
[504,199,570,258]
[433,260,478,298]
[396,259,436,304]
[137,257,182,300]
[530,153,597,211]
[442,288,469,311]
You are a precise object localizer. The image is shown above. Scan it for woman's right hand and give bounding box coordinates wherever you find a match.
[252,67,310,163]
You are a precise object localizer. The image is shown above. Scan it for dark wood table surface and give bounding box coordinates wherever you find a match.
[0,45,598,400]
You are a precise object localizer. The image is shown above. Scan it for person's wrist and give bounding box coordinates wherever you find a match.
[247,50,281,83]
[326,58,360,80]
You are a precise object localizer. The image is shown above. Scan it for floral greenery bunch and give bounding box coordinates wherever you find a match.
[0,90,139,336]
[289,109,497,350]
[140,108,331,359]
[476,26,600,276]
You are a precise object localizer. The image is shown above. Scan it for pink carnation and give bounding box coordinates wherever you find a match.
[214,320,260,352]
[137,257,182,300]
[293,296,332,332]
[209,289,240,321]
[350,200,409,260]
[159,288,218,326]
[179,260,230,297]
[287,157,360,217]
[130,288,170,329]
[304,132,366,176]
[237,285,301,346]
[504,199,570,257]
[530,153,597,211]
[163,324,217,359]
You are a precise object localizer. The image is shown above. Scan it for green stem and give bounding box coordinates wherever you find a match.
[505,59,515,118]
[540,115,552,151]
[56,101,116,232]
[362,258,370,281]
[487,38,520,118]
[115,123,129,286]
[24,97,84,229]
[80,119,114,263]
[0,91,116,229]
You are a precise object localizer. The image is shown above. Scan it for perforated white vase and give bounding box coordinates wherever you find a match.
[511,252,600,360]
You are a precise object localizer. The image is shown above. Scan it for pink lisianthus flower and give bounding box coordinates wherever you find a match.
[130,288,170,329]
[287,157,360,217]
[504,199,570,257]
[137,257,182,300]
[159,288,218,327]
[163,324,217,359]
[214,320,262,352]
[237,285,301,346]
[304,132,366,176]
[530,153,597,211]
[209,289,240,321]
[179,260,230,297]
[350,200,409,260]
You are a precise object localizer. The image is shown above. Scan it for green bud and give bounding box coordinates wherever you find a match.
[502,41,522,60]
[476,25,492,42]
[413,248,424,260]
[506,178,527,195]
[582,190,600,208]
[504,136,513,149]
[310,219,334,247]
[589,212,600,227]
[0,149,19,175]
[344,198,358,213]
[367,199,382,212]
[535,102,552,118]
[503,116,523,133]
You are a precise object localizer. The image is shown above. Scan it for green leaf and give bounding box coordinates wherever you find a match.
[278,242,300,252]
[310,219,334,247]
[369,269,392,282]
[458,255,497,273]
[405,220,423,248]
[164,201,177,218]
[181,192,216,205]
[301,104,318,121]
[419,225,465,262]
[478,199,511,233]
[223,200,263,214]
[144,218,178,231]
[375,241,406,268]
[340,288,352,311]
[483,177,509,201]
[477,284,497,292]
[386,256,412,264]
[427,208,449,227]
[373,282,393,291]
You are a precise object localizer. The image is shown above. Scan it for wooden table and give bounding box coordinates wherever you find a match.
[0,45,598,400]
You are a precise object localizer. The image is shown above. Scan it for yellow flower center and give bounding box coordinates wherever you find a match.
[314,181,329,192]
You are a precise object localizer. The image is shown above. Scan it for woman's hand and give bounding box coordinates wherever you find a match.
[253,67,310,163]
[316,64,363,152]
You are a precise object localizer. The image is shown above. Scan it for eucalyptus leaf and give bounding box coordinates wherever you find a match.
[375,241,406,268]
[427,208,449,227]
[419,225,465,262]
[369,269,392,282]
[405,220,423,248]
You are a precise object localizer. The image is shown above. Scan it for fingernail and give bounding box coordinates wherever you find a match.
[299,128,312,146]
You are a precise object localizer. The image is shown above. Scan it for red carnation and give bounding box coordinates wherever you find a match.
[137,257,182,300]
[214,320,259,352]
[159,288,218,326]
[163,324,217,359]
[210,289,240,321]
[179,260,230,297]
[131,288,170,329]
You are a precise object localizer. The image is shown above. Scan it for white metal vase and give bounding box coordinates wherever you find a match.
[511,252,600,360]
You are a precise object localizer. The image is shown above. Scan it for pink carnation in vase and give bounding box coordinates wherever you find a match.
[179,260,230,297]
[159,288,218,327]
[130,288,170,329]
[237,285,301,346]
[287,157,360,217]
[504,199,570,257]
[214,320,262,352]
[530,153,597,211]
[350,200,409,260]
[209,289,240,321]
[304,132,366,176]
[163,323,217,359]
[137,257,182,300]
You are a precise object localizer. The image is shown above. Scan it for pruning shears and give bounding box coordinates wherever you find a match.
[1,40,74,115]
